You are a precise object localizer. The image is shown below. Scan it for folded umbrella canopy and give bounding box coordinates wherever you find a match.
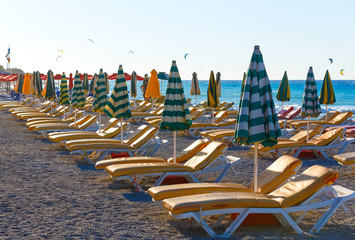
[34,71,43,97]
[14,74,24,94]
[42,70,56,100]
[161,60,192,163]
[301,66,321,141]
[207,70,219,122]
[276,71,291,113]
[145,69,161,109]
[190,72,200,105]
[319,70,336,122]
[131,71,138,109]
[22,73,31,95]
[59,72,70,118]
[93,69,108,132]
[216,71,222,97]
[234,45,281,193]
[104,65,131,141]
[82,73,89,94]
[71,70,86,124]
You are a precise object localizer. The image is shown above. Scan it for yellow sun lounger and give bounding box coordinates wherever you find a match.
[66,126,167,164]
[103,141,242,192]
[290,111,353,129]
[333,152,355,171]
[95,139,210,169]
[9,100,53,113]
[47,119,128,144]
[161,165,355,237]
[34,115,98,137]
[17,105,68,120]
[148,155,302,202]
[26,110,83,127]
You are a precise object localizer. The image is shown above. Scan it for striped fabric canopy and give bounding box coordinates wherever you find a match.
[234,45,281,147]
[90,73,97,92]
[130,71,137,98]
[145,69,161,99]
[59,72,70,105]
[71,70,86,109]
[216,71,221,97]
[190,72,200,95]
[276,71,291,102]
[301,67,321,118]
[160,60,192,131]
[42,70,56,100]
[104,72,110,95]
[93,69,108,112]
[104,65,131,118]
[82,73,89,94]
[238,72,247,111]
[35,71,43,96]
[319,70,336,105]
[207,70,219,107]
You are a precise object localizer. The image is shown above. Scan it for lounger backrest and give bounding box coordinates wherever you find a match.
[277,106,293,117]
[214,111,228,123]
[188,107,197,114]
[191,109,204,120]
[267,165,338,208]
[329,111,353,125]
[68,115,91,127]
[290,125,322,142]
[130,127,158,149]
[184,141,227,171]
[99,122,128,138]
[319,111,339,121]
[122,125,150,145]
[284,107,301,120]
[101,118,119,131]
[77,115,98,129]
[64,111,83,121]
[248,156,302,194]
[134,101,148,111]
[308,128,343,146]
[220,102,234,111]
[167,139,211,163]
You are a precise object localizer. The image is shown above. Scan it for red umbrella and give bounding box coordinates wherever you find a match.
[136,74,144,81]
[69,73,73,90]
[53,74,62,80]
[40,74,47,80]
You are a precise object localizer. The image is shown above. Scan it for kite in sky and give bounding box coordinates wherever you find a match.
[184,53,190,60]
[340,69,345,75]
[88,39,95,45]
[128,50,134,54]
[329,58,333,64]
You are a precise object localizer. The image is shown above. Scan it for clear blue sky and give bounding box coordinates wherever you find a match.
[1,0,354,80]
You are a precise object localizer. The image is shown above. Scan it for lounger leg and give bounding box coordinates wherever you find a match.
[153,173,168,187]
[309,198,343,233]
[223,209,250,237]
[191,212,218,237]
[280,210,304,235]
[214,163,231,183]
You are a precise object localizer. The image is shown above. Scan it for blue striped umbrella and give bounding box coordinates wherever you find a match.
[234,46,281,192]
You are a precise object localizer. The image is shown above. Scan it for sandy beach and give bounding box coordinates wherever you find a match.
[0,103,354,239]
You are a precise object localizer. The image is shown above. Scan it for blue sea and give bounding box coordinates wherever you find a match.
[108,80,355,115]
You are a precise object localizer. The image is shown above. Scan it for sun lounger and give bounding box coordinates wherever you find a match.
[26,110,83,127]
[333,152,355,171]
[290,111,353,129]
[34,115,98,137]
[9,100,53,114]
[278,107,301,120]
[161,165,354,237]
[277,106,294,118]
[66,126,167,164]
[47,119,128,144]
[95,139,210,169]
[324,125,355,137]
[17,105,68,120]
[103,141,242,192]
[148,155,302,202]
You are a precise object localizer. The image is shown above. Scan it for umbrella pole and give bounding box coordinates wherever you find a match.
[307,116,310,142]
[174,131,176,163]
[195,95,197,106]
[99,112,102,133]
[281,102,283,114]
[63,107,66,119]
[254,143,258,193]
[212,108,214,123]
[134,97,136,110]
[74,109,77,127]
[326,104,328,122]
[120,117,123,142]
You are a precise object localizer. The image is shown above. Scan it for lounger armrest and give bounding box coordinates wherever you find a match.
[225,155,242,165]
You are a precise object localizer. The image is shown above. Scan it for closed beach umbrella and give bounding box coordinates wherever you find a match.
[14,74,24,94]
[59,72,70,118]
[29,72,36,95]
[145,69,161,99]
[207,70,219,122]
[216,71,222,97]
[161,60,192,163]
[157,71,169,93]
[190,72,200,105]
[82,73,89,94]
[42,70,56,100]
[90,73,97,93]
[276,71,291,113]
[104,72,110,95]
[234,45,281,193]
[301,66,321,141]
[68,73,74,91]
[93,68,108,132]
[238,72,247,111]
[34,71,43,97]
[22,73,31,95]
[71,70,86,124]
[104,65,131,141]
[319,70,336,122]
[131,71,137,109]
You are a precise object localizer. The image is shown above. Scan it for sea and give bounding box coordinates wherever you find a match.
[109,79,355,115]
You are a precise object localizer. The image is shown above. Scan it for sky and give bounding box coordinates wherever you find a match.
[1,0,354,80]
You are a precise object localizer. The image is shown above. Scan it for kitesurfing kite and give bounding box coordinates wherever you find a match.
[56,56,62,61]
[88,39,95,45]
[329,58,333,64]
[340,69,345,75]
[184,53,190,60]
[128,50,134,54]
[59,50,64,54]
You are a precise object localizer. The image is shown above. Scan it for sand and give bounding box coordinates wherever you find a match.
[0,100,354,239]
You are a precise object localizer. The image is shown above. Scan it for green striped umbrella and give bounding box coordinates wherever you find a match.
[207,70,219,122]
[104,72,109,95]
[131,71,137,109]
[216,71,222,97]
[35,71,43,97]
[82,73,89,94]
[161,60,192,163]
[90,73,97,92]
[301,66,321,141]
[319,70,336,122]
[190,72,200,105]
[59,72,70,118]
[71,70,86,124]
[234,45,281,193]
[93,69,108,132]
[43,70,56,100]
[276,71,291,113]
[104,65,131,141]
[238,72,247,112]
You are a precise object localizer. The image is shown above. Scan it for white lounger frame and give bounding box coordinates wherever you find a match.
[111,155,242,192]
[167,185,355,237]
